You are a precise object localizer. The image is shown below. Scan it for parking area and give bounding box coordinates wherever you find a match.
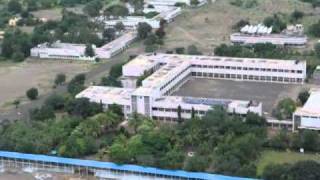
[172,78,303,115]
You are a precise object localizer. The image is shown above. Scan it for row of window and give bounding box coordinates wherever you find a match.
[152,107,207,115]
[191,64,303,74]
[192,72,304,83]
[160,65,191,91]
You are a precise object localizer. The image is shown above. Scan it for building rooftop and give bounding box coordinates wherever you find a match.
[33,41,87,57]
[99,31,136,51]
[76,86,135,106]
[295,89,320,116]
[135,53,306,68]
[0,151,252,180]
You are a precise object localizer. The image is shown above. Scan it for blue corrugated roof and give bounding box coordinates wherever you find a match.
[0,151,254,180]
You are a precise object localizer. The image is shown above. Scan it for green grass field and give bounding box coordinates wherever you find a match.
[257,150,320,175]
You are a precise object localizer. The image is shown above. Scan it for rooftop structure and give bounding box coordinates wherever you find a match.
[0,151,252,180]
[78,53,307,122]
[240,24,272,35]
[293,89,320,131]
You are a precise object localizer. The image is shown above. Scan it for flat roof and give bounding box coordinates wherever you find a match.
[98,31,136,52]
[76,86,135,106]
[0,151,252,180]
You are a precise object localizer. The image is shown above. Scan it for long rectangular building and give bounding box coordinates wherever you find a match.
[30,32,136,60]
[30,41,96,61]
[77,53,306,122]
[230,33,308,47]
[0,151,252,180]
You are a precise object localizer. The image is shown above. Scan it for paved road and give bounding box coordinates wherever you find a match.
[0,57,127,122]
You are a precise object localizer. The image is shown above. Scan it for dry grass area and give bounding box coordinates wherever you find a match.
[31,8,63,21]
[164,0,319,53]
[0,60,92,110]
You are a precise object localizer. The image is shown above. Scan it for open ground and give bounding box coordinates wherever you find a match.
[0,60,91,111]
[257,150,320,175]
[173,78,304,115]
[163,0,320,53]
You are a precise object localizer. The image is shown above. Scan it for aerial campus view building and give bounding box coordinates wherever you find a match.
[0,151,252,180]
[30,2,184,61]
[77,53,307,123]
[230,24,308,47]
[30,31,137,60]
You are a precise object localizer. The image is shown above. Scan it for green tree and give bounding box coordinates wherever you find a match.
[29,105,55,121]
[289,161,320,180]
[115,22,125,32]
[309,20,320,37]
[13,99,20,109]
[85,44,95,57]
[26,87,39,100]
[83,0,102,17]
[187,44,202,55]
[191,107,196,119]
[301,130,319,151]
[11,51,25,62]
[262,163,289,180]
[190,0,200,6]
[314,43,320,57]
[175,47,185,54]
[44,94,65,111]
[298,90,310,105]
[177,105,182,123]
[66,98,102,118]
[263,14,287,33]
[67,73,86,95]
[54,73,66,86]
[8,0,22,13]
[106,5,129,17]
[184,155,209,172]
[103,28,116,42]
[290,10,304,22]
[129,0,144,13]
[274,98,296,120]
[137,22,152,39]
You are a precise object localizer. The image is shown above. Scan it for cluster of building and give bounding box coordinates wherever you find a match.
[230,24,308,47]
[101,5,182,30]
[77,53,307,123]
[30,0,204,61]
[30,31,137,61]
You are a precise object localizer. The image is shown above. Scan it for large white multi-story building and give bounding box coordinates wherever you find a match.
[77,53,307,122]
[30,32,136,60]
[293,89,320,131]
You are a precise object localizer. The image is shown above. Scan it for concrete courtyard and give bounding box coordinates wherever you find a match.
[173,78,304,115]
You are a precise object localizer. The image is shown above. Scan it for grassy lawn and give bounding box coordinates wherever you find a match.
[257,150,320,175]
